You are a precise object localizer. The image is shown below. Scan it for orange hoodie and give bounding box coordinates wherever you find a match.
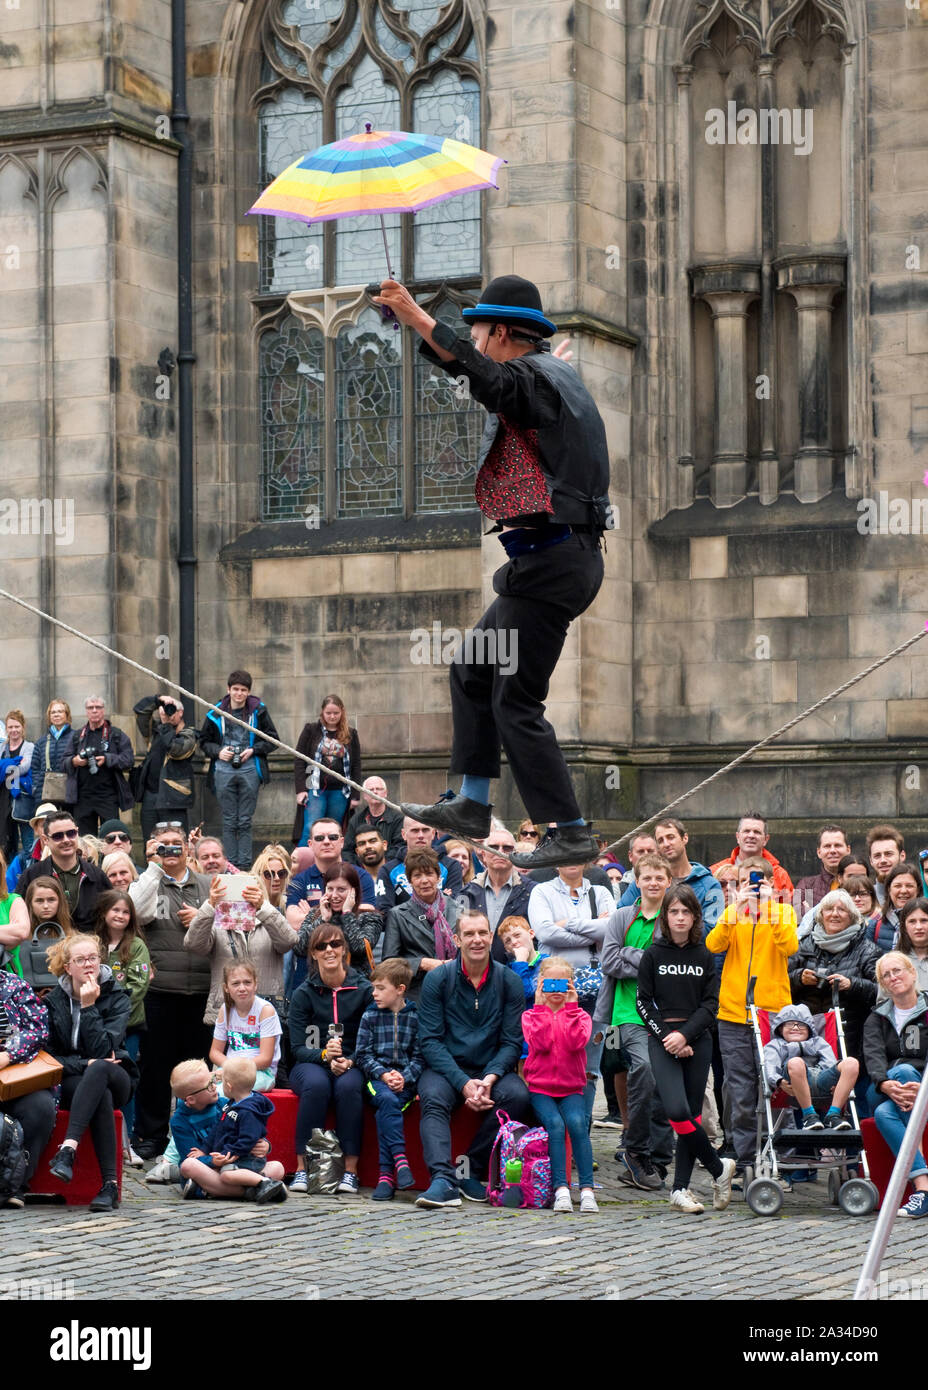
[705,900,798,1024]
[710,847,794,899]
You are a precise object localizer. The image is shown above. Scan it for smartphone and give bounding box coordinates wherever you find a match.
[748,870,764,895]
[542,979,569,994]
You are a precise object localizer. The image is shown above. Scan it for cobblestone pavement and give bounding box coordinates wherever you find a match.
[4,1125,923,1302]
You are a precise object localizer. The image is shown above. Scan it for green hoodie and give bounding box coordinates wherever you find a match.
[106,935,152,1028]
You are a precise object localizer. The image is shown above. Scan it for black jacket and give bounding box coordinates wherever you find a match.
[45,967,137,1081]
[199,695,279,791]
[381,896,464,999]
[863,993,928,1090]
[418,958,524,1092]
[343,804,404,864]
[133,697,199,809]
[788,927,880,1058]
[636,939,719,1044]
[420,325,610,530]
[291,722,362,843]
[70,721,135,811]
[288,967,374,1066]
[17,856,110,934]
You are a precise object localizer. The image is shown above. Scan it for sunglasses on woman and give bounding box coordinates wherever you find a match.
[313,940,342,953]
[262,869,287,880]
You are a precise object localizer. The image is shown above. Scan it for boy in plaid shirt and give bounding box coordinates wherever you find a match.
[355,957,424,1201]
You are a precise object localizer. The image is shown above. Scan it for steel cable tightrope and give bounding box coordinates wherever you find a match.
[0,587,925,866]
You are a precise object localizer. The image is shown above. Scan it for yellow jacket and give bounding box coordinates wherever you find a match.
[706,901,798,1024]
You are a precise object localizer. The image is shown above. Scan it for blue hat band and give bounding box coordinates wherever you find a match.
[462,302,556,333]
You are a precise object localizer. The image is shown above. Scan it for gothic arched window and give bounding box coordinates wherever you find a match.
[254,0,483,522]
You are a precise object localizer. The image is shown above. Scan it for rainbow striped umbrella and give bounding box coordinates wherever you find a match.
[248,123,505,282]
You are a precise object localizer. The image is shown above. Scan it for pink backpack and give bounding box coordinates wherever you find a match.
[486,1109,553,1209]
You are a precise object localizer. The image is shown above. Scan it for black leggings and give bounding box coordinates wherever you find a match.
[647,1032,723,1193]
[61,1062,133,1183]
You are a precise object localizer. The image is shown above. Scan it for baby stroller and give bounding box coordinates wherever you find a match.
[742,976,879,1217]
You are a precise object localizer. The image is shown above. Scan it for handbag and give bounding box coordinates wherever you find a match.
[572,887,604,1001]
[11,922,67,994]
[42,738,68,804]
[0,1050,63,1102]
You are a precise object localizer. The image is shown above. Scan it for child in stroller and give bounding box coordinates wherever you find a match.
[763,1003,859,1130]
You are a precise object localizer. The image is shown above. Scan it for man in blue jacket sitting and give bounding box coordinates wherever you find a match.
[415,910,529,1207]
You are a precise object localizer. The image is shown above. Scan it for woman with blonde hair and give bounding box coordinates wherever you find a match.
[250,843,292,913]
[29,697,74,807]
[293,694,362,846]
[102,851,138,891]
[442,839,474,886]
[864,951,928,1217]
[44,931,137,1212]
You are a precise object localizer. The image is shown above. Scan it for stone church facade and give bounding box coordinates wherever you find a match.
[1,0,925,870]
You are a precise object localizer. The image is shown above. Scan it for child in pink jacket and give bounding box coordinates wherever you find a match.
[522,956,597,1215]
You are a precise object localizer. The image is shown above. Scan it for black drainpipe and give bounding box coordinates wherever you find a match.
[172,0,196,694]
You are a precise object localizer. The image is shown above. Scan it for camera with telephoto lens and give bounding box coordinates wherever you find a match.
[230,748,242,769]
[156,843,183,858]
[157,698,177,714]
[79,745,98,776]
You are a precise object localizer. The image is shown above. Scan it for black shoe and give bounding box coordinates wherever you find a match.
[132,1139,160,1161]
[49,1145,76,1183]
[509,823,598,871]
[89,1181,120,1213]
[400,791,492,840]
[822,1112,853,1131]
[254,1178,288,1204]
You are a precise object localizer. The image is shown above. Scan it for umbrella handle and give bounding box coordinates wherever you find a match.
[365,282,401,332]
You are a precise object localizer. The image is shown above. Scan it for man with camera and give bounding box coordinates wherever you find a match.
[128,824,212,1157]
[133,693,199,843]
[70,696,135,836]
[198,670,279,870]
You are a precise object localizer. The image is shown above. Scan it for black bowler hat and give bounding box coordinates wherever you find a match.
[462,275,557,337]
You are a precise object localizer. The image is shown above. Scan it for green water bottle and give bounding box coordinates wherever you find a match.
[502,1158,523,1207]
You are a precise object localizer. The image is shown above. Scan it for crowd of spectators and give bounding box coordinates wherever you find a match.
[2,684,928,1221]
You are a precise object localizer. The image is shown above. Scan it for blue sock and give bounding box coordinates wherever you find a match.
[556,818,585,828]
[826,1105,840,1116]
[460,776,490,805]
[801,1105,816,1117]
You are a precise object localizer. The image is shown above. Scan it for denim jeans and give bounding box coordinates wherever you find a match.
[870,1064,928,1179]
[530,1090,594,1188]
[213,760,260,868]
[417,1068,529,1184]
[298,789,349,847]
[366,1077,417,1171]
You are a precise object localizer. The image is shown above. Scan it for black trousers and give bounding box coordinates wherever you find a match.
[134,991,212,1149]
[1,1089,57,1185]
[449,533,604,822]
[61,1062,133,1184]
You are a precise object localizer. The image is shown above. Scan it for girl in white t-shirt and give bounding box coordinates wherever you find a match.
[210,961,282,1092]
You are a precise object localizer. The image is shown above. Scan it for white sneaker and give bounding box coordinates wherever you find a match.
[124,1144,144,1169]
[670,1188,704,1214]
[289,1171,309,1195]
[579,1189,599,1213]
[552,1186,573,1213]
[144,1157,172,1184]
[711,1157,737,1211]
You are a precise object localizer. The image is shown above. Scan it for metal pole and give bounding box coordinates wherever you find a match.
[173,0,197,696]
[853,1067,928,1299]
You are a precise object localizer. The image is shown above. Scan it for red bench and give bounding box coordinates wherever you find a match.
[32,1112,124,1206]
[265,1089,540,1191]
[861,1116,928,1207]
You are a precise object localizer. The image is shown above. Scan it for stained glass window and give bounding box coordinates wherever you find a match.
[257,0,483,523]
[258,87,323,293]
[415,299,481,512]
[260,316,326,522]
[413,69,480,279]
[335,308,403,517]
